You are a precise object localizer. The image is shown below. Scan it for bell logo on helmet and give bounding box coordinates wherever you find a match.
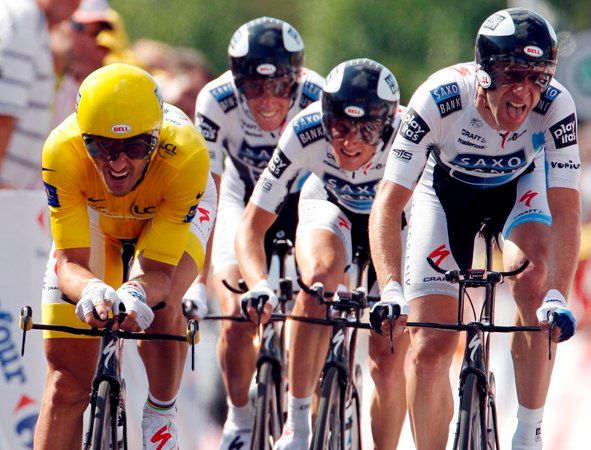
[111,124,132,134]
[524,45,543,57]
[344,106,365,118]
[477,70,492,89]
[256,64,277,75]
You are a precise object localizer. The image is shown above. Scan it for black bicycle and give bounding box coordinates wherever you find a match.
[372,220,551,450]
[294,280,372,450]
[19,304,199,450]
[210,237,295,450]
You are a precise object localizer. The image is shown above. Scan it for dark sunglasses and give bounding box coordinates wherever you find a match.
[236,73,298,100]
[83,132,157,162]
[328,117,385,146]
[71,20,113,37]
[488,61,556,90]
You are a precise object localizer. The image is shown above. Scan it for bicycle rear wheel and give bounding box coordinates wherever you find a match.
[252,361,283,450]
[311,367,344,450]
[90,380,118,450]
[456,373,486,450]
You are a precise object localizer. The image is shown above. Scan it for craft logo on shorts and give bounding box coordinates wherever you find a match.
[111,124,131,134]
[550,113,577,149]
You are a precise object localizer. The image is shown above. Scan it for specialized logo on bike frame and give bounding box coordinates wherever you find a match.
[267,149,292,178]
[299,79,322,109]
[228,435,246,449]
[550,113,577,149]
[196,114,219,142]
[323,173,378,211]
[451,148,527,173]
[430,82,462,117]
[399,108,430,144]
[533,85,561,115]
[519,190,538,207]
[293,112,324,147]
[209,82,237,113]
[237,142,276,169]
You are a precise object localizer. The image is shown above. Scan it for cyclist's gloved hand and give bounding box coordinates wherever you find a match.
[536,289,576,343]
[240,279,278,324]
[76,279,117,324]
[369,281,409,336]
[182,282,208,320]
[115,281,154,331]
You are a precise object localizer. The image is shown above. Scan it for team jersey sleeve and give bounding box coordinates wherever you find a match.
[41,127,91,250]
[194,83,228,176]
[383,79,442,190]
[141,130,210,266]
[249,116,311,214]
[541,84,581,190]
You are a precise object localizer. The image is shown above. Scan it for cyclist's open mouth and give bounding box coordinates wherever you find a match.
[106,169,130,186]
[340,146,362,159]
[506,101,526,121]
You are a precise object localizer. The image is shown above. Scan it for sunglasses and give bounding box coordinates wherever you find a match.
[83,132,157,162]
[236,73,298,100]
[327,117,385,146]
[488,61,556,90]
[71,20,114,37]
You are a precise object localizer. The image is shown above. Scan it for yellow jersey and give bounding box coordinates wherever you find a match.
[41,104,210,266]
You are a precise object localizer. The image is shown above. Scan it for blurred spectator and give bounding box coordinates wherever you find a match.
[51,0,137,125]
[0,0,81,189]
[133,39,213,118]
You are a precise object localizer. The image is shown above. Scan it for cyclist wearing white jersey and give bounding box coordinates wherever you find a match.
[193,17,324,449]
[236,59,408,449]
[369,9,579,450]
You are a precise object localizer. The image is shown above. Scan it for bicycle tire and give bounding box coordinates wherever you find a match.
[456,373,486,450]
[345,387,362,450]
[486,372,498,450]
[90,380,118,450]
[311,366,344,450]
[252,361,283,450]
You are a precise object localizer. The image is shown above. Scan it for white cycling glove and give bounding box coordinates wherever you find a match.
[115,281,154,330]
[241,279,278,312]
[536,289,577,342]
[75,279,117,322]
[183,282,208,319]
[371,281,410,316]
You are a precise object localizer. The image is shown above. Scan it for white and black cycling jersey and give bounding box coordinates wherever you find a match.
[250,101,406,215]
[383,62,580,191]
[194,69,324,192]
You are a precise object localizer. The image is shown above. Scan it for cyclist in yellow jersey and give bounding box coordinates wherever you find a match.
[35,63,213,450]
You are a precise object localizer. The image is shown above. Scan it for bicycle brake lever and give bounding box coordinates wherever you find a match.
[548,312,556,361]
[19,306,33,356]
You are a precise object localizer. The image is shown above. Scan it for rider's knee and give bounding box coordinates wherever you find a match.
[511,257,548,306]
[369,353,405,392]
[46,368,91,409]
[411,335,455,376]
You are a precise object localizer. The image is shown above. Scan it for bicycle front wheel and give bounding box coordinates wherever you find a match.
[252,361,283,450]
[90,380,118,450]
[311,367,344,450]
[456,373,486,450]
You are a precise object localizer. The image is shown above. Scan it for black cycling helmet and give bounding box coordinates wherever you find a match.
[228,17,304,82]
[321,59,400,146]
[475,8,558,90]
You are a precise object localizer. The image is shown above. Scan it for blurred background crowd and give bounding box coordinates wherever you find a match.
[1,0,590,447]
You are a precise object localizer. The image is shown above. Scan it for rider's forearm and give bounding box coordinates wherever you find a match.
[369,181,410,289]
[235,222,269,288]
[195,230,214,285]
[547,188,581,297]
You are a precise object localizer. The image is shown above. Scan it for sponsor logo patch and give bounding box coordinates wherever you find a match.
[267,150,291,178]
[482,13,505,31]
[183,204,198,223]
[549,113,577,149]
[430,82,462,117]
[391,148,413,162]
[299,80,322,108]
[344,105,365,118]
[256,64,276,75]
[451,148,527,173]
[323,173,378,211]
[237,142,276,169]
[209,82,237,113]
[399,108,430,144]
[533,86,561,115]
[43,182,60,207]
[111,124,131,134]
[524,45,543,57]
[293,112,324,146]
[196,114,220,142]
